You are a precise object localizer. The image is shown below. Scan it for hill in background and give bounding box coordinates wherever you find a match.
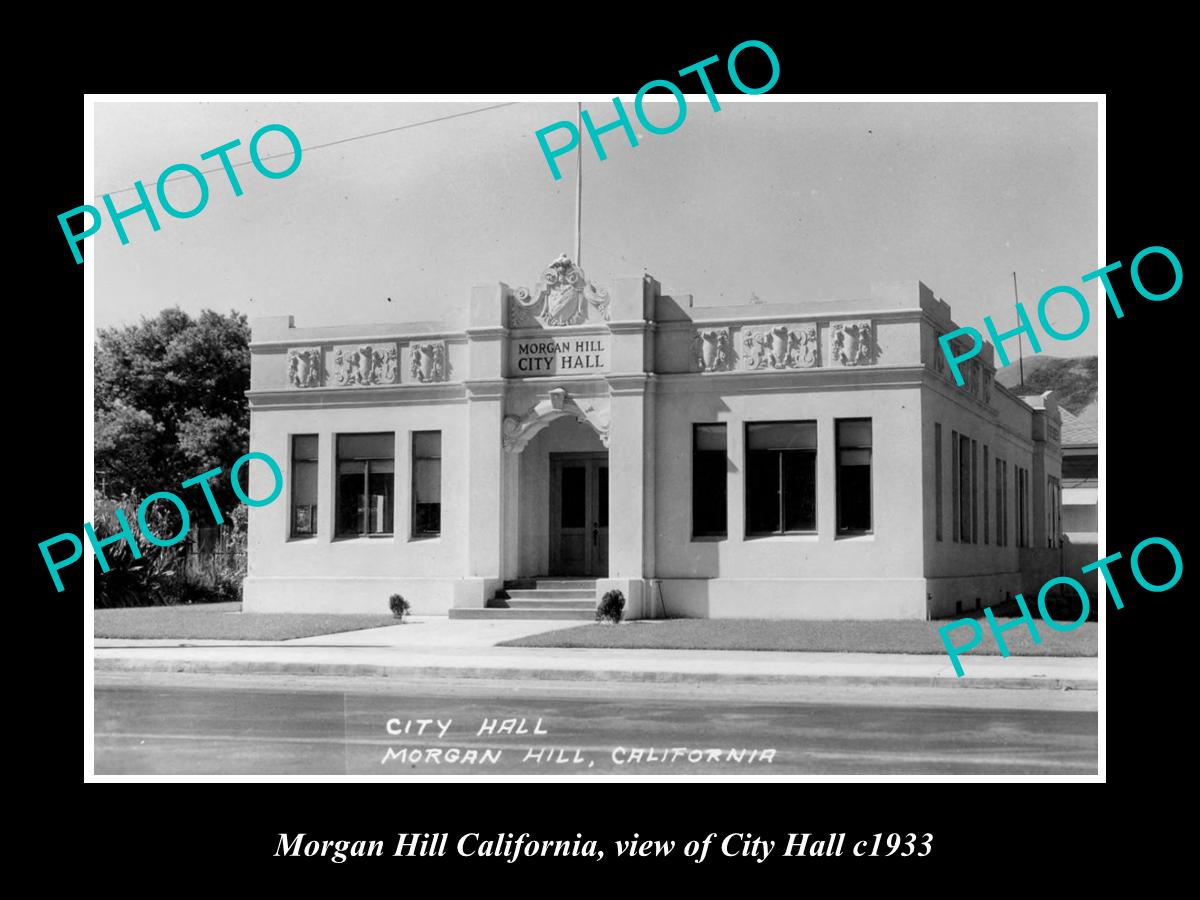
[994,355,1097,414]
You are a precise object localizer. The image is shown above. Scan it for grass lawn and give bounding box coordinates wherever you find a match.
[95,603,401,641]
[499,618,1097,657]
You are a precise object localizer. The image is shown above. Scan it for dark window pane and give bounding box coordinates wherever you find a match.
[413,431,442,536]
[291,433,319,538]
[693,424,726,536]
[338,433,394,460]
[781,450,816,531]
[414,458,440,504]
[1062,454,1097,479]
[693,452,726,535]
[335,432,395,536]
[336,469,363,536]
[746,449,780,534]
[413,452,441,536]
[413,431,441,458]
[748,421,816,451]
[414,502,440,535]
[292,459,318,536]
[695,424,727,452]
[293,434,319,460]
[837,420,872,447]
[366,466,394,534]
[561,466,586,528]
[935,423,943,541]
[597,466,608,528]
[959,436,972,542]
[839,448,871,466]
[838,464,871,531]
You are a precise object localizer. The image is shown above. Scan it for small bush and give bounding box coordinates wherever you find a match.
[389,594,410,620]
[595,589,625,624]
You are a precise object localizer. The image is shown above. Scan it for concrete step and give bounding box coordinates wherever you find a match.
[503,589,596,601]
[449,607,595,621]
[495,598,595,610]
[505,579,597,591]
[537,579,597,590]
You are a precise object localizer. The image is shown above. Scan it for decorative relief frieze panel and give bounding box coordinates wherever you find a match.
[509,254,612,328]
[933,330,947,374]
[286,347,323,388]
[740,323,819,370]
[966,361,981,399]
[409,341,447,383]
[830,320,876,366]
[693,328,732,372]
[331,343,397,386]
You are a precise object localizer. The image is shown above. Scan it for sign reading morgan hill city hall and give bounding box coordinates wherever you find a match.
[514,337,608,375]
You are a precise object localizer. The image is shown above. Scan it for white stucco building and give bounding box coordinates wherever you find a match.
[243,257,1064,620]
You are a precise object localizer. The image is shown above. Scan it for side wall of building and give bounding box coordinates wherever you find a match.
[919,355,1064,617]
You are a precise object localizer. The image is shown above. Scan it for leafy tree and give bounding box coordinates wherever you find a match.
[95,308,250,519]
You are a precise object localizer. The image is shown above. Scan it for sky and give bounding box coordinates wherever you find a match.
[93,99,1098,356]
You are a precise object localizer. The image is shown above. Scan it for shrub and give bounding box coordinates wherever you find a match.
[595,589,625,624]
[93,495,184,608]
[389,594,411,620]
[92,492,247,608]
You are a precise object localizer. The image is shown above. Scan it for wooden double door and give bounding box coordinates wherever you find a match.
[549,453,608,576]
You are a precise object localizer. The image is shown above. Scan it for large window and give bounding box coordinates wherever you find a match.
[336,433,395,537]
[995,457,1004,547]
[970,438,978,543]
[983,446,990,544]
[1002,460,1009,546]
[836,419,872,533]
[291,434,318,537]
[745,421,816,535]
[412,431,442,537]
[1015,465,1028,547]
[935,424,943,541]
[958,434,972,543]
[951,430,959,543]
[693,424,727,537]
[1047,475,1061,548]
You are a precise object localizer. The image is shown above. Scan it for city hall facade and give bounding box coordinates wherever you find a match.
[244,256,1064,619]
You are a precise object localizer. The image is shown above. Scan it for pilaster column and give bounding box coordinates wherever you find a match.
[454,283,509,607]
[601,275,658,617]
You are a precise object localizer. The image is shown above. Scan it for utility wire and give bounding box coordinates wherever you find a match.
[95,102,519,199]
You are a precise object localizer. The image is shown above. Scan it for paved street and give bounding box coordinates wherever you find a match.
[94,672,1097,776]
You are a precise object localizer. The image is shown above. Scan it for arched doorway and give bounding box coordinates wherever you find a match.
[503,389,610,578]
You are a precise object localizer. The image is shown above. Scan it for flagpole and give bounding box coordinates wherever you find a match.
[1012,271,1023,389]
[574,101,582,268]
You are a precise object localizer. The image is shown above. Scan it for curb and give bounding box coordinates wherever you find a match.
[94,656,1097,691]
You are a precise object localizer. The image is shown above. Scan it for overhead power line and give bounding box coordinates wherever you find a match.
[96,102,519,198]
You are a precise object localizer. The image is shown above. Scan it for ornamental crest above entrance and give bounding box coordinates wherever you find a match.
[509,255,612,328]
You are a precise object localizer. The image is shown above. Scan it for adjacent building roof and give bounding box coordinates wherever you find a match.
[1059,404,1097,447]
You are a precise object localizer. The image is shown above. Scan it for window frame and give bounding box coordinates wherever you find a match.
[951,430,959,543]
[744,420,818,537]
[411,430,442,539]
[934,423,943,542]
[835,418,873,535]
[334,432,395,539]
[983,445,990,545]
[995,457,1004,547]
[958,433,972,544]
[290,433,319,539]
[691,423,728,539]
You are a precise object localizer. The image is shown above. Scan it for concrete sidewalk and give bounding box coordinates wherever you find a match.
[94,617,1098,691]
